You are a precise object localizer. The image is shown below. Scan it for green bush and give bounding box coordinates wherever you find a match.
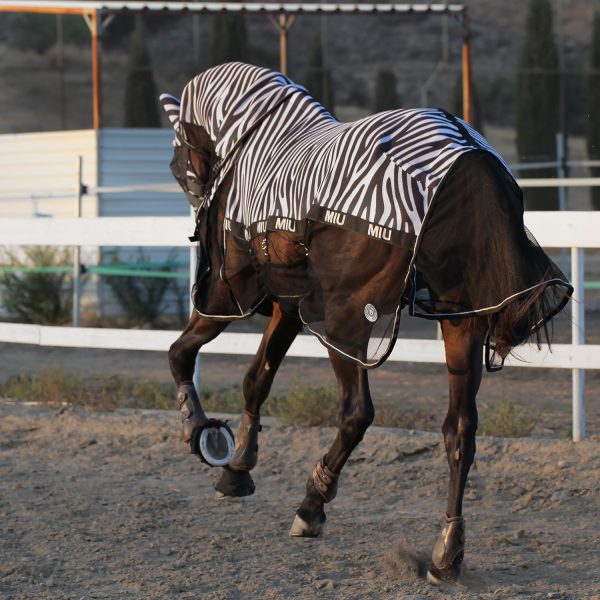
[0,367,174,411]
[103,249,177,327]
[269,379,338,427]
[478,394,537,438]
[0,246,72,324]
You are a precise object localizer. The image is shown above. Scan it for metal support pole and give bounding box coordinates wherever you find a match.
[189,207,201,391]
[461,13,472,124]
[279,14,288,75]
[556,133,569,273]
[72,156,83,327]
[269,14,295,76]
[556,133,567,211]
[90,11,101,129]
[571,246,585,441]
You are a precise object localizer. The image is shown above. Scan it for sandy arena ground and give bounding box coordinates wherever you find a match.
[1,398,599,600]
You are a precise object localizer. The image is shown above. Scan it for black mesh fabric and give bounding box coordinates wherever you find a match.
[411,150,572,331]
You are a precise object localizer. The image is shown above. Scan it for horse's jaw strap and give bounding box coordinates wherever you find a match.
[310,458,339,503]
[431,514,466,571]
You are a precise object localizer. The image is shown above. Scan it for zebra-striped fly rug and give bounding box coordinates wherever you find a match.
[162,62,506,250]
[160,63,571,367]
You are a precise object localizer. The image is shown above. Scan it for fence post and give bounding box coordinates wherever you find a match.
[189,207,201,392]
[72,155,83,327]
[571,246,586,441]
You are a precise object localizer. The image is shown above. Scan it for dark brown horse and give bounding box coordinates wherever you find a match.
[165,114,572,582]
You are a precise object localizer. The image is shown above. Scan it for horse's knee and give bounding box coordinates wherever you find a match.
[168,338,184,368]
[339,403,374,444]
[442,412,477,463]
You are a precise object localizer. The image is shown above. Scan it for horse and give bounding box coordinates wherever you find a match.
[160,62,572,583]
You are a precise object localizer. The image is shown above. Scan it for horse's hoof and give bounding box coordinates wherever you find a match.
[214,466,255,498]
[426,563,460,585]
[289,512,325,537]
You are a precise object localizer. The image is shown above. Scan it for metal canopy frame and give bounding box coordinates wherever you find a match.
[0,1,471,129]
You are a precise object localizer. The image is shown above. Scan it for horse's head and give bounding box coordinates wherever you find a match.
[160,93,216,208]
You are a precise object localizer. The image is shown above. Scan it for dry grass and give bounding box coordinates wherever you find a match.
[0,367,444,432]
[268,379,338,427]
[478,393,537,438]
[0,367,174,411]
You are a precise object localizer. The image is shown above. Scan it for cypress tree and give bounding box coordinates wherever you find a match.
[303,34,334,112]
[516,0,560,210]
[209,14,248,65]
[373,69,399,113]
[123,16,160,128]
[587,12,600,210]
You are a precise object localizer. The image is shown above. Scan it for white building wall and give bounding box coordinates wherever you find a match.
[0,129,99,218]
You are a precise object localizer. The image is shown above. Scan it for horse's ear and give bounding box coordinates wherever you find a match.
[159,93,181,130]
[181,122,215,154]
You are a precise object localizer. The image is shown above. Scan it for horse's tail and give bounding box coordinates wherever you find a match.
[487,274,572,360]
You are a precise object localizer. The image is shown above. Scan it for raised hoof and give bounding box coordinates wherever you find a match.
[426,563,461,585]
[289,512,326,537]
[214,467,255,498]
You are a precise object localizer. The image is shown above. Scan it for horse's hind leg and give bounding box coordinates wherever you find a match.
[168,312,230,443]
[428,317,485,584]
[215,303,303,497]
[290,351,374,537]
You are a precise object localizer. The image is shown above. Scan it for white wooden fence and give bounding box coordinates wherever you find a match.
[0,212,598,441]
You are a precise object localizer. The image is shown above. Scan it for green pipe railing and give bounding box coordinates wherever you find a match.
[0,263,190,279]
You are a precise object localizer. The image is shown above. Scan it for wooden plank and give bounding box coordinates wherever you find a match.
[0,323,598,369]
[0,216,191,246]
[524,212,600,249]
[0,212,596,249]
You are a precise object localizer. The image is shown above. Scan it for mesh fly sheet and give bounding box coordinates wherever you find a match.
[162,62,572,367]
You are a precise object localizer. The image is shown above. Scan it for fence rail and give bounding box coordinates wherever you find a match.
[0,211,598,441]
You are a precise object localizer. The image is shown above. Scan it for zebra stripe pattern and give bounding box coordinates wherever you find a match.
[167,62,511,248]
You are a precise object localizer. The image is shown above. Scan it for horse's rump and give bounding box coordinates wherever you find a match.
[412,150,571,346]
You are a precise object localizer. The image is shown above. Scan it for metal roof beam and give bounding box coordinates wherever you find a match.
[0,1,466,15]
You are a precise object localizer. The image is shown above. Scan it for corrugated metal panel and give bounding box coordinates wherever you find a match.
[0,128,190,320]
[96,129,190,319]
[0,129,99,218]
[98,128,188,217]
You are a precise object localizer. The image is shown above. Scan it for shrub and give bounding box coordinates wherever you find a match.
[269,379,338,427]
[478,394,537,438]
[102,249,178,327]
[0,246,72,324]
[0,367,174,411]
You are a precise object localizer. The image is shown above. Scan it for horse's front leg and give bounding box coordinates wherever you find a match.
[168,312,230,443]
[215,303,303,497]
[428,317,485,583]
[290,351,374,537]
